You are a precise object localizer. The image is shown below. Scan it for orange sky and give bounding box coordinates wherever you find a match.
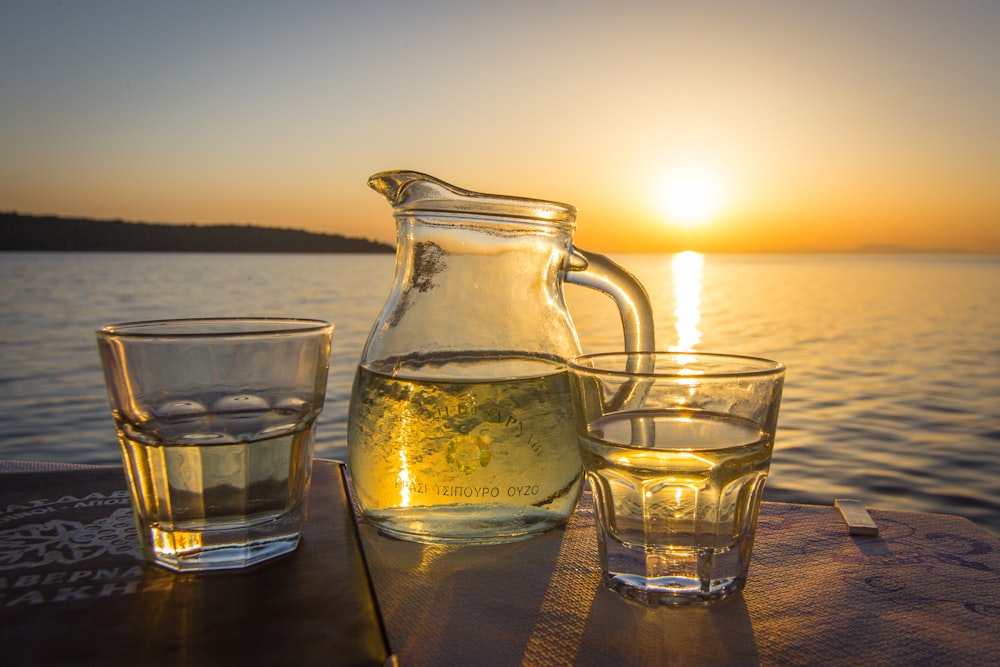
[2,1,998,253]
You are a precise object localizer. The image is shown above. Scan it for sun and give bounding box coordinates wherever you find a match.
[656,167,726,227]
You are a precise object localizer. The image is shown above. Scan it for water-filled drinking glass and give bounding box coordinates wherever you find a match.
[97,318,333,572]
[569,352,785,605]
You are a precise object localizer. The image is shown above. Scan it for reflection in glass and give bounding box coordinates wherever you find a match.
[670,251,703,352]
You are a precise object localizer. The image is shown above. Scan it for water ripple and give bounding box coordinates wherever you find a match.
[2,252,998,536]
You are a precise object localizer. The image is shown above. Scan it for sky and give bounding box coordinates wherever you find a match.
[2,0,998,253]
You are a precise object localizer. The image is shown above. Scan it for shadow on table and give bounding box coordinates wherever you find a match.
[573,588,758,665]
[359,514,758,666]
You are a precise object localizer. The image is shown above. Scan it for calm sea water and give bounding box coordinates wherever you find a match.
[1,252,998,535]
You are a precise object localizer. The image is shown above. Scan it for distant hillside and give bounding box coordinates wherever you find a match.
[0,212,394,253]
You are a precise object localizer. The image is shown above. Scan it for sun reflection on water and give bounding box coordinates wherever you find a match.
[670,251,703,352]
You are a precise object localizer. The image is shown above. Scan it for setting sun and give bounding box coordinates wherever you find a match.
[656,167,727,227]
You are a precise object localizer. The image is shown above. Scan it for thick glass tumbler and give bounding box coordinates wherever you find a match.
[569,352,785,605]
[96,318,333,572]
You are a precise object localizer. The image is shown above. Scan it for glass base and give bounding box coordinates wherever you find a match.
[603,571,745,606]
[364,504,568,545]
[146,535,300,572]
[141,516,303,572]
[600,539,752,606]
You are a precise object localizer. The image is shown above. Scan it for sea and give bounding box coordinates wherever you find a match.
[1,252,998,536]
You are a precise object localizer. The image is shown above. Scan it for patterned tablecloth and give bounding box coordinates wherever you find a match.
[358,493,1000,666]
[0,460,392,667]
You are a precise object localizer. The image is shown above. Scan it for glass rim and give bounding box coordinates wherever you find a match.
[568,351,785,379]
[96,317,333,339]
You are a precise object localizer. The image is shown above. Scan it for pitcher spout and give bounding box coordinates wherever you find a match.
[367,169,577,225]
[367,170,463,208]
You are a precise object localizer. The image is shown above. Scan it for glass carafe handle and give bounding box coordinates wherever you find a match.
[567,248,655,411]
[567,248,655,354]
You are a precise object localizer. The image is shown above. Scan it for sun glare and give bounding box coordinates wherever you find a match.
[656,167,726,227]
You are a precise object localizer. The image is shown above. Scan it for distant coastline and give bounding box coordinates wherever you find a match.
[0,212,394,253]
[1,211,988,255]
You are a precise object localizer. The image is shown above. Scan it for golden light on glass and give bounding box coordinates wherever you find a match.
[396,392,415,508]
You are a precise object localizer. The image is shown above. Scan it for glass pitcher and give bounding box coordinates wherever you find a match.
[347,170,654,544]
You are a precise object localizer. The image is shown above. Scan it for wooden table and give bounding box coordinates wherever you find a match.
[3,459,998,666]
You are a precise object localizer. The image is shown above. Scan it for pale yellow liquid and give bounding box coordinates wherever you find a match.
[582,410,770,550]
[581,410,771,604]
[347,364,584,543]
[117,399,316,571]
